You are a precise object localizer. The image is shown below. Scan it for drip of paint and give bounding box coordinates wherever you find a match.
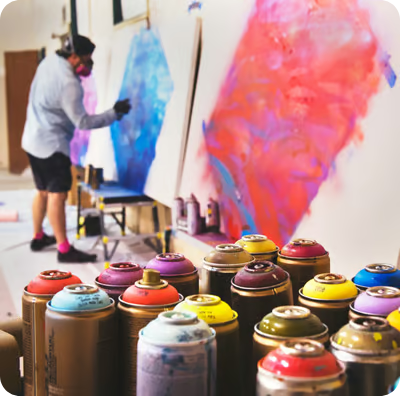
[203,0,384,246]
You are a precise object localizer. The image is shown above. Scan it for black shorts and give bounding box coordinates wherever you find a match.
[27,152,72,193]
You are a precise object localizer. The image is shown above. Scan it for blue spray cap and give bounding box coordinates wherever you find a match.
[140,311,214,344]
[49,284,111,311]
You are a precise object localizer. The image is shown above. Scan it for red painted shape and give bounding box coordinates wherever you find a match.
[204,0,382,246]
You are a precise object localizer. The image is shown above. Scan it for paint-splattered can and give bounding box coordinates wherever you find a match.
[45,284,116,396]
[118,269,183,396]
[174,294,242,396]
[253,306,329,381]
[22,270,82,396]
[331,317,400,396]
[146,253,199,297]
[277,239,330,304]
[349,286,400,319]
[299,273,358,336]
[137,311,217,396]
[352,264,400,291]
[257,339,348,396]
[202,244,254,305]
[235,234,279,263]
[95,262,143,302]
[231,261,293,393]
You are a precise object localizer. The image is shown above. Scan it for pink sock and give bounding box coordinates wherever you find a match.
[58,240,71,254]
[34,231,45,240]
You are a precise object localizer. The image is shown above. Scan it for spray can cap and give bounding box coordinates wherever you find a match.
[135,269,168,290]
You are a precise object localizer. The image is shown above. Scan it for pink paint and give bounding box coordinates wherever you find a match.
[204,0,383,246]
[70,75,98,166]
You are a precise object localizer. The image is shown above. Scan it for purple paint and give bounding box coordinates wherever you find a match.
[95,262,143,302]
[232,261,288,289]
[70,75,98,166]
[353,286,400,316]
[146,253,196,276]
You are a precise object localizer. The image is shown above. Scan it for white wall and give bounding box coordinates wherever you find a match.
[0,0,68,169]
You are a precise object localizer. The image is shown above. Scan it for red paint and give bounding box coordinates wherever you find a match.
[204,0,382,246]
[280,239,327,258]
[122,283,180,306]
[27,270,82,295]
[260,344,343,378]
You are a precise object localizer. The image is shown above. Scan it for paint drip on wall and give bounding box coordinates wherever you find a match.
[70,75,97,166]
[203,0,393,246]
[111,28,174,193]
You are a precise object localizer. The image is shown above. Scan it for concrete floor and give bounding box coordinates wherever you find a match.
[0,170,158,321]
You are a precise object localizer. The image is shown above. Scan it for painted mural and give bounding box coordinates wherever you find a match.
[110,28,174,193]
[70,75,97,166]
[202,0,396,247]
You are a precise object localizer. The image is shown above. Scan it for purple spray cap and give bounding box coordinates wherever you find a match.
[146,253,196,276]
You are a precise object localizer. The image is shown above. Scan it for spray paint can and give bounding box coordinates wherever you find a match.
[235,234,279,263]
[202,244,254,305]
[352,263,400,291]
[173,197,185,227]
[45,284,116,396]
[231,261,293,393]
[206,198,220,232]
[22,270,82,396]
[187,194,201,235]
[257,340,348,396]
[174,294,242,396]
[349,286,400,319]
[137,311,217,396]
[298,273,358,336]
[118,269,183,396]
[253,306,329,381]
[95,262,144,302]
[331,317,400,396]
[277,239,330,304]
[146,253,199,297]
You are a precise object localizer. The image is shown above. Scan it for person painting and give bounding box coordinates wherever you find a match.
[22,34,131,263]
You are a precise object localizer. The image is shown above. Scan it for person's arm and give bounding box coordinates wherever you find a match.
[61,80,117,130]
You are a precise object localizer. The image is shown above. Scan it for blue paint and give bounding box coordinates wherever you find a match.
[111,29,174,192]
[381,52,397,88]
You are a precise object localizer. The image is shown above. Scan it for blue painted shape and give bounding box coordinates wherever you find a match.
[111,29,174,192]
[381,52,397,88]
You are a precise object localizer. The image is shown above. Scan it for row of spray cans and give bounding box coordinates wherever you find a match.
[22,233,400,396]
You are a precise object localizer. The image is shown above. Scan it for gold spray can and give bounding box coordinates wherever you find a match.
[202,244,254,305]
[277,239,330,304]
[235,234,279,262]
[22,270,82,396]
[45,284,116,396]
[174,294,242,396]
[117,269,183,396]
[231,261,293,394]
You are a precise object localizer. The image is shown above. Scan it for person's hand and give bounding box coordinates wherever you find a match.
[114,99,131,117]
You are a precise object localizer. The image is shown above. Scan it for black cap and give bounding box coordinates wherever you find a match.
[63,35,96,56]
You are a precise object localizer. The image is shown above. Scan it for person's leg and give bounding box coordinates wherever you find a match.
[47,192,68,245]
[32,190,48,237]
[26,152,56,251]
[46,153,97,263]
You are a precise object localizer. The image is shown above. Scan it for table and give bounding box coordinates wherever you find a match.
[76,182,160,265]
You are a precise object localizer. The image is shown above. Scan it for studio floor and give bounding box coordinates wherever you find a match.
[0,170,157,322]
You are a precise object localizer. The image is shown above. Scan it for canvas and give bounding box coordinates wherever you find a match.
[110,3,200,205]
[70,75,97,166]
[179,0,400,276]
